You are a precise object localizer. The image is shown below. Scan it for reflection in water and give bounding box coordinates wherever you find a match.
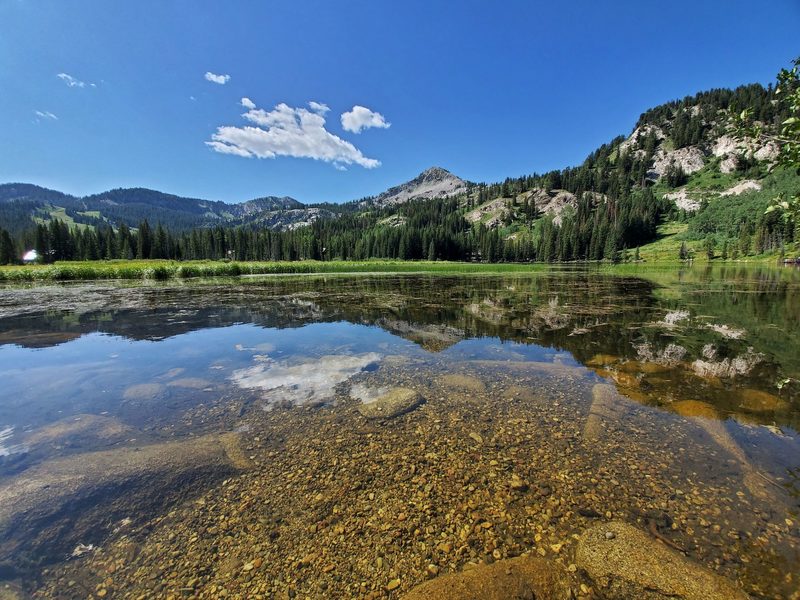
[0,267,797,597]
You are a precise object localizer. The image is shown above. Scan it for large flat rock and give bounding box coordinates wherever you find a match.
[402,555,569,600]
[576,521,748,599]
[356,387,424,420]
[0,433,250,573]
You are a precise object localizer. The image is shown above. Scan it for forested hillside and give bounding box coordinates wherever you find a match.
[1,77,798,265]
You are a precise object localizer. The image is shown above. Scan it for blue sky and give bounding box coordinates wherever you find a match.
[1,1,798,204]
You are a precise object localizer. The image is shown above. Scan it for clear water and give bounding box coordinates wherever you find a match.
[0,268,797,597]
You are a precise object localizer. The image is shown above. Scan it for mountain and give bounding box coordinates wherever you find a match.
[0,185,317,234]
[1,81,797,265]
[368,166,468,207]
[0,167,470,235]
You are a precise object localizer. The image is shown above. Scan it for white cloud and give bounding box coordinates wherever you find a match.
[308,101,330,114]
[205,71,230,85]
[34,110,58,120]
[57,72,88,88]
[341,105,391,133]
[207,100,381,169]
[240,97,256,109]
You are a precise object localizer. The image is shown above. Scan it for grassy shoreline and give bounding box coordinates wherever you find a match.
[0,255,793,282]
[0,259,557,282]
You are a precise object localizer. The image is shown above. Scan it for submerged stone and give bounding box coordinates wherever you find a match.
[166,377,214,390]
[584,384,629,441]
[357,387,424,420]
[586,353,621,367]
[25,414,130,447]
[671,399,720,420]
[737,388,789,413]
[122,382,167,402]
[0,433,250,571]
[402,555,569,600]
[576,521,748,600]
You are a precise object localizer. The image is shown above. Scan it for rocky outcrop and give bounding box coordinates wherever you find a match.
[720,180,761,196]
[576,521,749,599]
[619,124,665,156]
[402,555,570,600]
[663,189,702,212]
[649,147,705,179]
[370,167,468,207]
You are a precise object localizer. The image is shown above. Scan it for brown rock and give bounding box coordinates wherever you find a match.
[357,388,425,420]
[402,555,569,600]
[575,521,748,599]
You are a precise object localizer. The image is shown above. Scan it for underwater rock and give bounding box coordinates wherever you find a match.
[736,388,789,414]
[0,433,250,571]
[166,377,214,390]
[671,400,778,501]
[586,353,621,367]
[356,387,424,420]
[584,384,629,441]
[576,521,748,600]
[122,382,167,402]
[24,414,130,448]
[402,554,569,600]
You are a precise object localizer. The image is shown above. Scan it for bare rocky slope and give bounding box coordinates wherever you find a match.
[367,166,468,208]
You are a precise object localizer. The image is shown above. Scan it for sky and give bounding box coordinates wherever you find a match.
[1,1,798,204]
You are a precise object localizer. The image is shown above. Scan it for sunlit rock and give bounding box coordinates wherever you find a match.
[356,387,424,420]
[576,521,748,599]
[402,554,569,600]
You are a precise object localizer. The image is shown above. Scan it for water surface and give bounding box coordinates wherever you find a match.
[0,267,797,598]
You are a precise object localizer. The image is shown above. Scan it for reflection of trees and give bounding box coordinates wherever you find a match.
[0,271,797,384]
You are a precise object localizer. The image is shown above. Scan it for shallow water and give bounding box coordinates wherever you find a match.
[0,267,797,598]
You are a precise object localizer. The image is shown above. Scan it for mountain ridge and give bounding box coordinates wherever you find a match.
[0,165,467,233]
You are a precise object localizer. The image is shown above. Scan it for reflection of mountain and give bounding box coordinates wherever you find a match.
[0,271,797,429]
[0,274,656,352]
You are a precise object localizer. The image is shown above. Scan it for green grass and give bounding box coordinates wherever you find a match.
[631,220,793,265]
[32,205,94,231]
[0,259,557,282]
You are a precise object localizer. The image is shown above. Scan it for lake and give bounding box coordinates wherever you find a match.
[0,266,797,598]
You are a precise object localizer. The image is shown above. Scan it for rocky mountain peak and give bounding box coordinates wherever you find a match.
[371,166,468,207]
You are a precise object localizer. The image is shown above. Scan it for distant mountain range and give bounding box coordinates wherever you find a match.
[0,167,469,234]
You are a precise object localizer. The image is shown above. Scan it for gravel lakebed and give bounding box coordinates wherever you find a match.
[13,360,800,599]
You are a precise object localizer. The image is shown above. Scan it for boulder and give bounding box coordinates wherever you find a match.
[402,555,570,600]
[357,387,424,419]
[576,521,748,599]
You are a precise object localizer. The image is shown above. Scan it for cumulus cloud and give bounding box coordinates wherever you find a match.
[205,71,230,85]
[207,100,381,169]
[341,105,391,133]
[34,110,58,120]
[57,72,88,88]
[308,101,330,114]
[240,97,256,109]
